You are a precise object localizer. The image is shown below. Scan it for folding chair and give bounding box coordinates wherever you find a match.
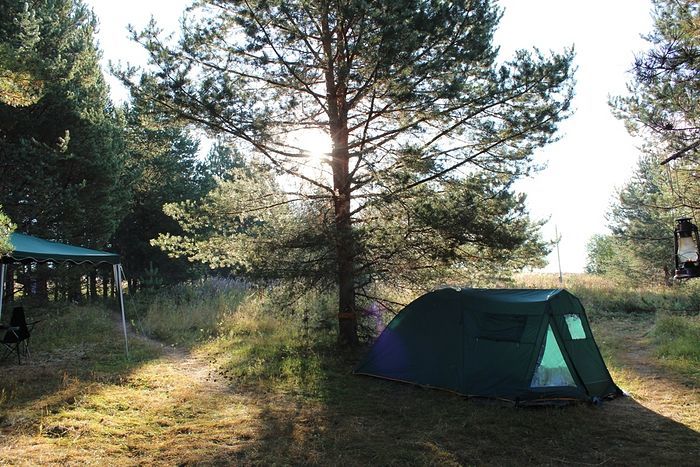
[1,306,39,364]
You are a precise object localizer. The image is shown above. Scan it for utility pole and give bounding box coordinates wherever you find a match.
[554,225,563,285]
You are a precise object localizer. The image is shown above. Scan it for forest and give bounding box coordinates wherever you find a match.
[0,0,698,465]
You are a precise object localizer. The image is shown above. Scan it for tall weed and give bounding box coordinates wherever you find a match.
[137,277,249,346]
[515,273,700,317]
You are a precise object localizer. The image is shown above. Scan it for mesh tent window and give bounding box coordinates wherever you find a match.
[564,314,587,339]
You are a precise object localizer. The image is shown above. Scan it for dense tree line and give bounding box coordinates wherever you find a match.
[588,0,699,284]
[1,0,577,347]
[0,0,219,300]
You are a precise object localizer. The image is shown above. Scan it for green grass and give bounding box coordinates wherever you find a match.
[133,277,249,347]
[1,277,699,465]
[0,302,160,433]
[652,314,700,382]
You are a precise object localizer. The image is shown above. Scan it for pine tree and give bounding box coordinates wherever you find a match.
[612,0,699,210]
[0,0,126,249]
[111,86,212,288]
[0,1,43,107]
[605,0,699,282]
[127,0,575,345]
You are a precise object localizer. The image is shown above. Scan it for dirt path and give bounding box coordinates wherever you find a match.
[600,318,700,431]
[123,320,230,394]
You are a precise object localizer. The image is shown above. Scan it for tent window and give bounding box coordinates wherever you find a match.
[564,314,586,340]
[531,325,576,388]
[475,313,527,342]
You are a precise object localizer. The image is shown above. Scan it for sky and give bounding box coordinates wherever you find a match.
[86,0,655,273]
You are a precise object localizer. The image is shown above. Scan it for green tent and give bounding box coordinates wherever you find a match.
[355,288,621,404]
[1,233,129,356]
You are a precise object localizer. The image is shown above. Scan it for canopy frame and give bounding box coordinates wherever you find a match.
[1,233,128,357]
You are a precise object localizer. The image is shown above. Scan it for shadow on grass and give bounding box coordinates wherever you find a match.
[2,307,698,465]
[0,306,162,439]
[190,353,700,466]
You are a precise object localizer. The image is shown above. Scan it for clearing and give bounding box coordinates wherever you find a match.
[0,306,698,466]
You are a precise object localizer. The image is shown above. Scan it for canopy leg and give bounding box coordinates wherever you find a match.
[0,263,6,321]
[113,264,129,358]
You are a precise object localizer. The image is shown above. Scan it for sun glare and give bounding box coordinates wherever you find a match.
[295,129,333,164]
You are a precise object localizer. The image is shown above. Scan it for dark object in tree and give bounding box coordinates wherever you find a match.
[1,306,39,365]
[125,0,574,346]
[673,217,700,279]
[661,140,700,165]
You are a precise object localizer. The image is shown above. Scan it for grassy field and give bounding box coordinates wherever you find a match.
[1,276,699,465]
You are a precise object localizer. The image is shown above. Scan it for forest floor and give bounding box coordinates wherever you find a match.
[0,307,698,465]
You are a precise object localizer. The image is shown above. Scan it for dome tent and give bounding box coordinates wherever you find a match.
[355,288,621,404]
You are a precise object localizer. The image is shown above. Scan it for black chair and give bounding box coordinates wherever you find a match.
[1,306,39,364]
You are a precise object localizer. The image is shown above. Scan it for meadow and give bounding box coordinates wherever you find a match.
[0,275,698,465]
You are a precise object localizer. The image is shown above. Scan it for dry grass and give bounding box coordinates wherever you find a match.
[1,284,699,466]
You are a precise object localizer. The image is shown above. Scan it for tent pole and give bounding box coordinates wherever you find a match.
[114,263,129,358]
[0,263,6,321]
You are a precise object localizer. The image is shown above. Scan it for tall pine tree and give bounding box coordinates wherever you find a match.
[111,81,213,289]
[0,0,126,248]
[603,0,699,282]
[126,0,574,345]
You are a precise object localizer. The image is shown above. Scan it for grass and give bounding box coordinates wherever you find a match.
[652,314,700,382]
[1,276,699,465]
[515,273,700,316]
[132,277,250,346]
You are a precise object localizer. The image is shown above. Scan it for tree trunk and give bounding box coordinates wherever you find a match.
[102,269,108,299]
[36,264,49,300]
[69,273,82,303]
[334,157,357,346]
[89,271,97,301]
[333,136,357,346]
[322,14,358,346]
[16,264,29,298]
[4,264,14,302]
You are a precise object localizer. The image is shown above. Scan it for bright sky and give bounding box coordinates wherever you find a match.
[87,0,654,273]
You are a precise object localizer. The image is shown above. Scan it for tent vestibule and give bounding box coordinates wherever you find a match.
[1,233,129,357]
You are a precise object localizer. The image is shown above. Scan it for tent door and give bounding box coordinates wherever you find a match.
[530,323,576,388]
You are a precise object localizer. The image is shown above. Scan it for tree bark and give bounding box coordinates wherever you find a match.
[102,269,108,299]
[89,270,97,301]
[69,273,82,303]
[322,12,358,346]
[334,133,357,346]
[4,264,14,302]
[36,264,48,300]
